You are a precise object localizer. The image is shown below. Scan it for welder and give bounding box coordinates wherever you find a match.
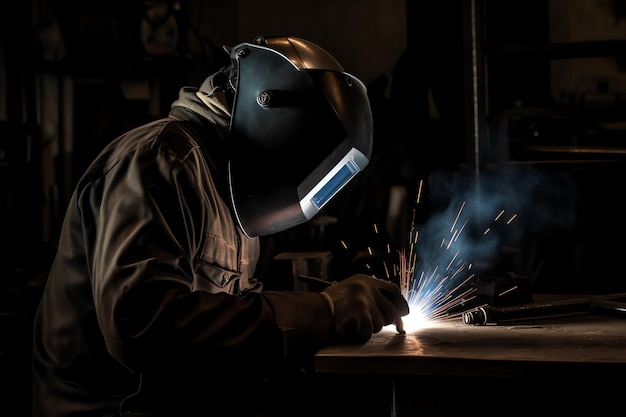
[31,36,409,417]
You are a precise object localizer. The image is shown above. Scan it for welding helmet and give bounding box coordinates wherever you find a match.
[227,36,373,238]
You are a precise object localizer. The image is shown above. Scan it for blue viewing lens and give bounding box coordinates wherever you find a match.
[311,159,359,209]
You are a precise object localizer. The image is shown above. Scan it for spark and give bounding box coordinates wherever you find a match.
[338,181,520,334]
[450,201,465,232]
[499,285,518,297]
[396,184,518,332]
[416,179,424,204]
[382,260,391,279]
[446,250,460,270]
[456,219,469,240]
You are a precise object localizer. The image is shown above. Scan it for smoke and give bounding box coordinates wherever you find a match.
[406,164,579,313]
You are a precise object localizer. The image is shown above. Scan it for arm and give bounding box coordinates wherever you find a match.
[86,128,334,372]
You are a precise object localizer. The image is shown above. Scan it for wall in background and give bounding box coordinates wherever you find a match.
[0,0,408,261]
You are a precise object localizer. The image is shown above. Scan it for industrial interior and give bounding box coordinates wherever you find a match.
[2,1,626,416]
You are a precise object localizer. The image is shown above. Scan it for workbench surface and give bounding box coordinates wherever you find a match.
[315,313,626,378]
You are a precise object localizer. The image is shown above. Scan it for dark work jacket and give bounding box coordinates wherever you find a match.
[31,106,335,417]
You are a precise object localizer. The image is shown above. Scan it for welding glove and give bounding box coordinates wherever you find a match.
[322,274,409,344]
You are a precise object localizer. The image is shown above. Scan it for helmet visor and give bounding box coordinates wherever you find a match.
[228,40,373,238]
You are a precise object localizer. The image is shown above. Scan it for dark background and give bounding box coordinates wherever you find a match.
[2,1,626,415]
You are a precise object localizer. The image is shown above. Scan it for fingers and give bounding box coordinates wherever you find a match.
[324,274,409,343]
[365,279,409,335]
[343,274,409,320]
[395,316,406,335]
[367,277,410,318]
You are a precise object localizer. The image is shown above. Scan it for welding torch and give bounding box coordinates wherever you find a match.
[298,274,406,334]
[462,293,626,325]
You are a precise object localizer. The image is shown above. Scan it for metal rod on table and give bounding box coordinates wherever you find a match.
[462,293,626,325]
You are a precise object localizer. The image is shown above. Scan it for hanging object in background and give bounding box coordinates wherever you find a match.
[140,1,179,58]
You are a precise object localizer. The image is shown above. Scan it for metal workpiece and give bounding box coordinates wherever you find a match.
[462,293,626,325]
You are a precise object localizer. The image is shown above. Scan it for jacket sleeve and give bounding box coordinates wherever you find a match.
[83,126,333,373]
[260,291,335,361]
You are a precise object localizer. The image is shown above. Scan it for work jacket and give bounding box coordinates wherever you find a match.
[32,88,335,417]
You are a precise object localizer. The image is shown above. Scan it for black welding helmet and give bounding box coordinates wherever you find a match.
[227,36,373,238]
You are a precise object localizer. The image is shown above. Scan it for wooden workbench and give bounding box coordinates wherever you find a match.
[313,313,626,416]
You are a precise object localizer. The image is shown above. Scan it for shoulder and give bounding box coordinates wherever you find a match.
[108,118,205,166]
[77,116,224,194]
[154,120,202,160]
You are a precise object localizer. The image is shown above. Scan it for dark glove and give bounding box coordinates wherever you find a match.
[322,274,409,344]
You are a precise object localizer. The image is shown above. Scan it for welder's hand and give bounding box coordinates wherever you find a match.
[322,274,409,344]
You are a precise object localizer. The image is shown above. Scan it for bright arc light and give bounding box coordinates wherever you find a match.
[401,310,432,332]
[383,309,433,334]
